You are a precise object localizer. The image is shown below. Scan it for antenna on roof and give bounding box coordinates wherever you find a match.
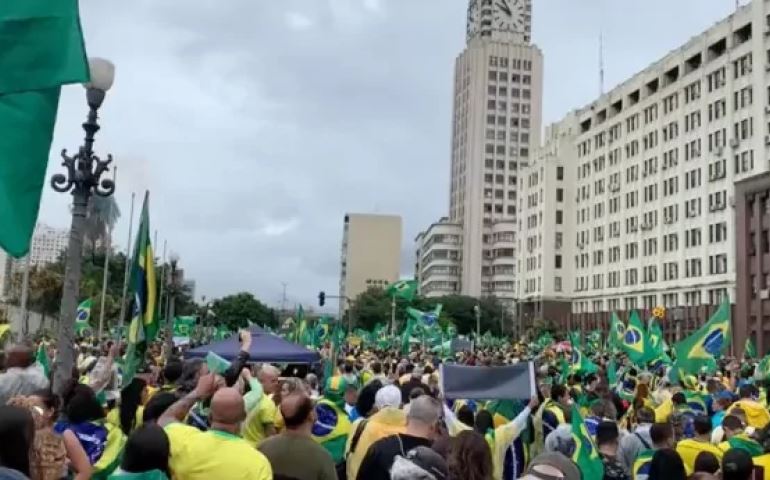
[599,31,605,96]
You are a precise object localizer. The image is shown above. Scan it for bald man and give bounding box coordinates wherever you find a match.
[159,375,272,480]
[0,344,49,406]
[242,364,280,446]
[259,393,337,480]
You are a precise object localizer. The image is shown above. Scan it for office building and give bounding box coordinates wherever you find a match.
[416,0,543,307]
[520,2,770,343]
[339,214,402,314]
[28,224,69,268]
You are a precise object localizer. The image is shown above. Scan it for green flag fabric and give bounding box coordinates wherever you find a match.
[745,337,757,359]
[571,404,604,480]
[0,0,89,257]
[621,311,654,366]
[205,351,231,376]
[173,316,196,338]
[609,312,626,352]
[569,347,598,375]
[386,279,417,301]
[606,357,617,386]
[123,193,158,387]
[674,298,731,376]
[35,344,50,378]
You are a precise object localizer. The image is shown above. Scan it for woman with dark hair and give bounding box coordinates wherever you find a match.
[0,405,35,478]
[648,448,687,480]
[109,424,170,480]
[55,384,125,479]
[447,430,493,480]
[106,378,147,435]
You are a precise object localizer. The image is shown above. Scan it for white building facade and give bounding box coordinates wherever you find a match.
[520,2,770,328]
[28,224,69,268]
[416,0,543,307]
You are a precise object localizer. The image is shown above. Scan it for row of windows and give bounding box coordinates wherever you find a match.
[574,223,729,263]
[571,288,728,312]
[573,254,728,291]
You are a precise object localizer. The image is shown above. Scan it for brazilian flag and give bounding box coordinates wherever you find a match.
[647,317,671,363]
[674,298,730,376]
[609,312,626,351]
[386,279,417,301]
[570,404,603,480]
[312,376,351,463]
[569,346,598,375]
[621,311,654,366]
[123,192,158,386]
[315,316,333,343]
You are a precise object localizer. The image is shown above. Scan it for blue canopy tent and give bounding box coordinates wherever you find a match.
[185,325,320,363]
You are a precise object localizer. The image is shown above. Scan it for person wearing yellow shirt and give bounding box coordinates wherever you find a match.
[242,364,280,446]
[345,385,407,480]
[533,384,568,456]
[675,415,723,475]
[728,385,770,430]
[159,373,272,480]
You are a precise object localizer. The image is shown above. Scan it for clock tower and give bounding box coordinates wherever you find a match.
[467,0,532,44]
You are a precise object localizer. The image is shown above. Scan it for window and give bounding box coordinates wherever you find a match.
[685,258,702,278]
[556,188,564,202]
[709,222,727,243]
[556,210,563,224]
[685,228,702,247]
[554,277,562,292]
[555,255,562,269]
[708,254,728,274]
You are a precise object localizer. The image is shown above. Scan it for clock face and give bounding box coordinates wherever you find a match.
[492,0,527,33]
[467,0,480,39]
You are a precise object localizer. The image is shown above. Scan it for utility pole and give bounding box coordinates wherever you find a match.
[280,282,288,316]
[20,253,31,336]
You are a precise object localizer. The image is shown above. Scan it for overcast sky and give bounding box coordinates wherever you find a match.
[38,0,738,311]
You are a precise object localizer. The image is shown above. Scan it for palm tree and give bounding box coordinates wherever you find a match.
[84,196,121,262]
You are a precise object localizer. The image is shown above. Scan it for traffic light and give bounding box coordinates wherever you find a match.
[318,291,326,307]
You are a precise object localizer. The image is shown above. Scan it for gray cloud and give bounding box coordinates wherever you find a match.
[37,0,734,312]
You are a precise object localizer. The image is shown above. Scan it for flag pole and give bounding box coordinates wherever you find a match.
[390,295,396,336]
[20,251,32,337]
[117,192,136,339]
[97,167,116,340]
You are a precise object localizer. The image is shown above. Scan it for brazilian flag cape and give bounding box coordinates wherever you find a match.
[312,397,351,463]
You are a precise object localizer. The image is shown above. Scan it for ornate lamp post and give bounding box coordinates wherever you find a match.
[50,58,116,393]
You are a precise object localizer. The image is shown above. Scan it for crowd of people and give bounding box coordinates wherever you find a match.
[0,329,769,480]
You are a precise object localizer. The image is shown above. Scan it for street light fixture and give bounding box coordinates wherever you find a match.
[473,304,481,339]
[50,58,116,394]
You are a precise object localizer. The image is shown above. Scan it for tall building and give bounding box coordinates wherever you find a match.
[339,214,402,314]
[416,0,543,308]
[520,2,770,344]
[516,115,578,329]
[28,224,69,268]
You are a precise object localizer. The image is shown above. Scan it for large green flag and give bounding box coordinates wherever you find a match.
[386,279,417,302]
[606,357,618,386]
[621,311,655,366]
[0,0,89,257]
[401,318,416,354]
[571,404,604,479]
[568,331,582,349]
[647,317,671,363]
[674,298,731,376]
[123,193,158,387]
[609,312,626,351]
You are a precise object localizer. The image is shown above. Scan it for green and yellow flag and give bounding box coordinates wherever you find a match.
[123,192,158,386]
[674,298,731,376]
[35,344,50,378]
[0,0,89,257]
[609,312,626,351]
[621,311,654,366]
[571,404,604,480]
[386,279,417,302]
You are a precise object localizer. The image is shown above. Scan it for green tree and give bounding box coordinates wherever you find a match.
[82,196,120,263]
[349,287,412,331]
[210,292,274,331]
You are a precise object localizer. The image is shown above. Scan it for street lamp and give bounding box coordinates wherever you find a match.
[473,304,481,339]
[50,58,116,394]
[165,252,180,362]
